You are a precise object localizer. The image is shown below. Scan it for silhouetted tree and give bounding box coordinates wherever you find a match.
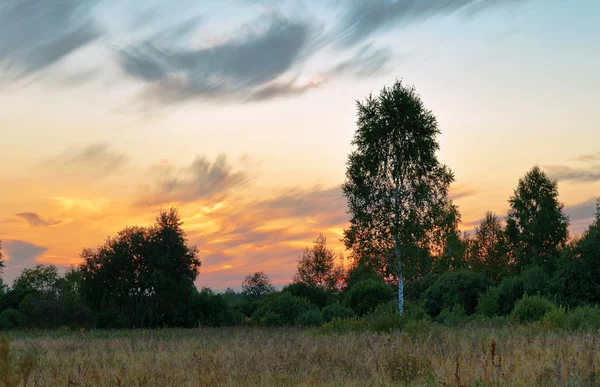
[562,199,600,305]
[294,234,344,292]
[241,271,275,301]
[0,239,4,274]
[343,80,455,315]
[472,212,509,282]
[80,208,201,328]
[506,166,569,273]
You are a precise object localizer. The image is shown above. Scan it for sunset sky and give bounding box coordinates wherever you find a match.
[1,0,599,290]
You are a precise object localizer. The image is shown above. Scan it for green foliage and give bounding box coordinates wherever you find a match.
[296,310,323,327]
[566,305,600,331]
[252,292,316,326]
[344,279,394,316]
[423,269,488,317]
[321,303,355,323]
[511,295,555,323]
[194,288,244,327]
[93,309,125,329]
[543,306,567,329]
[344,262,382,291]
[0,310,24,331]
[476,287,501,317]
[521,266,553,296]
[436,304,467,326]
[362,304,403,332]
[404,273,438,302]
[260,311,285,327]
[282,282,332,309]
[383,349,431,383]
[506,166,569,273]
[498,276,525,315]
[562,202,600,306]
[80,208,201,328]
[320,318,363,334]
[0,335,35,387]
[342,80,456,315]
[294,234,344,292]
[241,271,275,302]
[471,212,508,282]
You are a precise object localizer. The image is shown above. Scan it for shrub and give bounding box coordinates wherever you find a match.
[477,287,501,317]
[282,282,332,309]
[404,273,439,302]
[320,318,362,334]
[383,350,431,383]
[93,309,125,329]
[566,305,600,331]
[521,266,553,296]
[543,306,567,329]
[437,304,467,326]
[345,279,395,316]
[0,310,24,331]
[498,276,525,315]
[296,310,323,327]
[511,295,555,323]
[423,269,488,317]
[261,311,284,327]
[321,303,355,323]
[363,304,403,332]
[252,292,316,325]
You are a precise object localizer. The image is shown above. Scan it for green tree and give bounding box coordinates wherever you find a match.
[241,271,275,301]
[562,199,600,305]
[506,166,569,273]
[294,234,344,291]
[472,211,508,282]
[80,208,201,327]
[342,80,455,315]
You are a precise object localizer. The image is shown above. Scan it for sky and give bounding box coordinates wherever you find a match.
[1,0,599,291]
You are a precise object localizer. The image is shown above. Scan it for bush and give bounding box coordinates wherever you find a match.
[345,279,395,316]
[362,304,403,332]
[93,309,125,329]
[320,318,363,334]
[477,287,501,317]
[521,266,554,296]
[261,311,284,327]
[566,305,600,331]
[282,282,332,309]
[321,303,355,323]
[511,295,555,323]
[0,310,24,330]
[296,310,323,327]
[543,306,567,329]
[498,276,525,315]
[423,269,488,317]
[252,292,316,326]
[437,304,467,326]
[404,274,439,302]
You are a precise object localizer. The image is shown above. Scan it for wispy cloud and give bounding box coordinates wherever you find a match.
[545,165,600,183]
[0,0,102,81]
[138,154,248,206]
[570,152,600,163]
[42,143,129,179]
[15,212,61,227]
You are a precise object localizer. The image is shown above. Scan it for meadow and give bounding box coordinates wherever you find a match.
[4,324,600,386]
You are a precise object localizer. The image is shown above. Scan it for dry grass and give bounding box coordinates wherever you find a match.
[5,325,600,386]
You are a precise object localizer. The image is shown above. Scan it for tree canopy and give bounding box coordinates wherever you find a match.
[294,234,344,292]
[342,79,455,315]
[79,208,201,328]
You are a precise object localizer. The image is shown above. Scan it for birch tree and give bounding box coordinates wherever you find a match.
[342,80,455,316]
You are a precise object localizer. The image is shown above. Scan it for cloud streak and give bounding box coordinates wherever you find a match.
[0,0,102,81]
[138,154,248,206]
[16,212,61,227]
[41,143,128,179]
[545,165,600,183]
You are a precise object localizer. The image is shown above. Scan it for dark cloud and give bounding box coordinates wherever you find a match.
[42,143,129,178]
[0,0,102,81]
[2,239,46,268]
[119,14,316,103]
[16,212,61,227]
[138,154,247,206]
[545,165,600,183]
[565,198,598,224]
[335,0,532,48]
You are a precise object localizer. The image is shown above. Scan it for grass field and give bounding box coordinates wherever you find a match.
[4,325,600,386]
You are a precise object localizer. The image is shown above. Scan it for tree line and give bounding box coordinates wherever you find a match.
[0,80,599,330]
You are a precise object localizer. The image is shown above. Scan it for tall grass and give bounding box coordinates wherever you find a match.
[5,326,600,386]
